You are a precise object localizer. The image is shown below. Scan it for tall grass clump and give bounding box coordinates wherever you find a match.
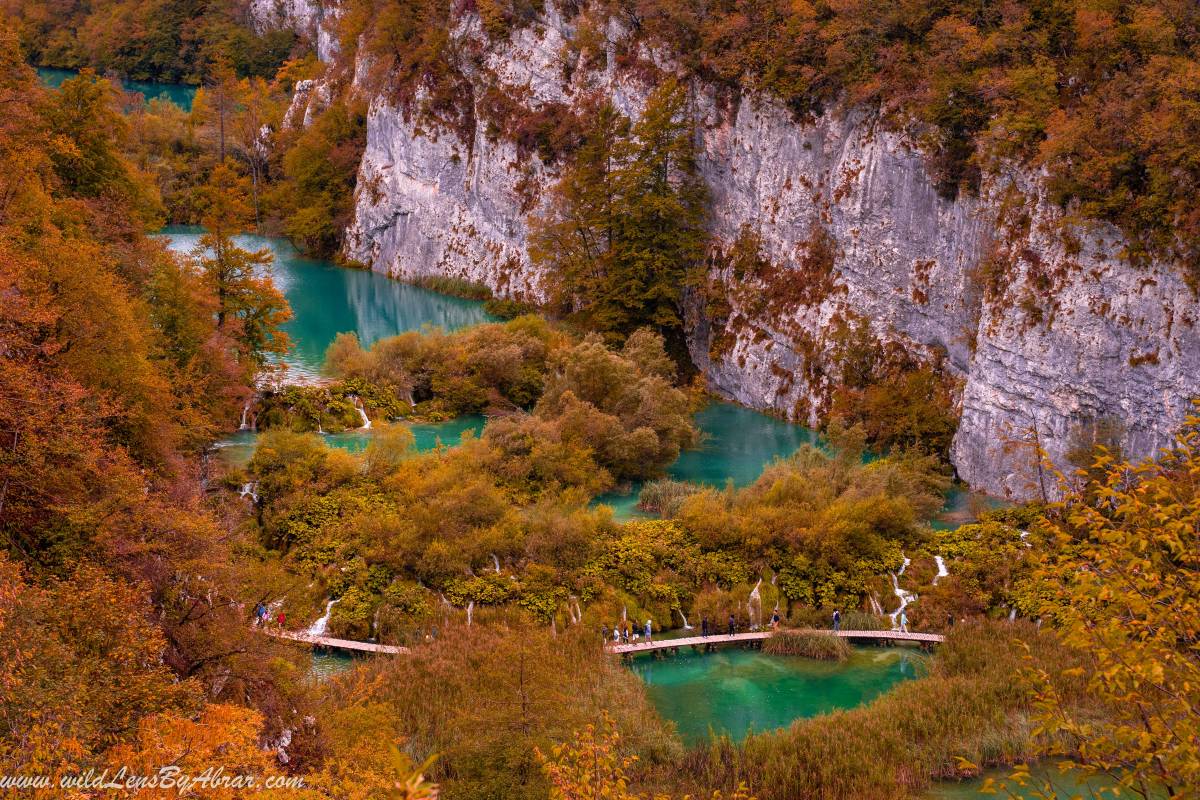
[762,631,851,661]
[652,620,1095,800]
[638,479,704,515]
[414,275,493,301]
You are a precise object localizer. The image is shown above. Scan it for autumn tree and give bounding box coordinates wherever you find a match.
[42,69,163,224]
[272,99,367,256]
[532,78,707,348]
[1019,412,1200,797]
[196,162,291,372]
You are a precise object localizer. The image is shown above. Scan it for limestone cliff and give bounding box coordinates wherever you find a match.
[281,7,1200,499]
[249,0,339,63]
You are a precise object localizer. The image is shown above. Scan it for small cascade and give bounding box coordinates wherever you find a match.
[1008,607,1017,622]
[466,601,474,627]
[869,594,885,616]
[351,395,371,430]
[239,402,253,430]
[676,608,693,630]
[748,578,763,629]
[307,598,340,637]
[573,601,583,625]
[888,555,915,630]
[372,606,382,638]
[407,390,416,409]
[239,482,258,503]
[933,555,949,585]
[491,553,501,574]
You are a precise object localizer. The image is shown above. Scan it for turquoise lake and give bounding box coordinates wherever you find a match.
[597,403,823,518]
[158,226,494,381]
[37,67,197,111]
[631,647,925,745]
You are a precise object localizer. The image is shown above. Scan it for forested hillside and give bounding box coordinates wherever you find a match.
[2,0,301,80]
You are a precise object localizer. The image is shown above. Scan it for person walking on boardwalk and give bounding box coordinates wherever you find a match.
[644,619,652,642]
[276,610,285,630]
[621,625,629,644]
[771,611,780,629]
[728,614,736,636]
[253,602,265,626]
[833,608,841,632]
[613,626,621,644]
[701,616,709,637]
[899,609,909,633]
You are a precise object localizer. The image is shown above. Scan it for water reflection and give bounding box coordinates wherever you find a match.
[158,226,493,380]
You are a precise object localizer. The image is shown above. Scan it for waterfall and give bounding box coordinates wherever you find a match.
[351,395,371,430]
[407,390,416,409]
[573,601,583,625]
[933,555,949,585]
[888,555,915,630]
[239,402,252,430]
[621,606,627,623]
[466,601,474,627]
[869,594,884,616]
[1008,607,1017,622]
[239,482,258,503]
[491,553,501,574]
[748,578,762,629]
[307,598,340,637]
[676,608,693,630]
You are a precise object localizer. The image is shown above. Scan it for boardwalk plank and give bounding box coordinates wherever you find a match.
[606,628,943,655]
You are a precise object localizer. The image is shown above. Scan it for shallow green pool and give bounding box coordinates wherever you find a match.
[37,67,198,111]
[596,403,822,517]
[927,764,1156,799]
[309,650,358,680]
[212,415,487,467]
[630,647,926,745]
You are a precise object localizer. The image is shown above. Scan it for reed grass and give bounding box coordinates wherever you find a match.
[413,275,493,301]
[762,631,851,661]
[638,479,704,516]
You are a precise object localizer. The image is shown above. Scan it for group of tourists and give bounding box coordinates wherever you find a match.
[603,619,654,644]
[252,601,285,629]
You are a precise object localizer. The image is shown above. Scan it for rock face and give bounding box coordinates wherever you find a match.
[338,10,1198,499]
[249,0,339,62]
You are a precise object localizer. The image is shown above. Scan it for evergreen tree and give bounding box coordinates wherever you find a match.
[532,78,708,347]
[197,162,291,372]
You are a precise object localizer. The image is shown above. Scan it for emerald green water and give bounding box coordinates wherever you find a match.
[213,416,486,467]
[159,226,492,380]
[37,67,197,111]
[597,403,822,518]
[310,650,358,680]
[631,647,925,745]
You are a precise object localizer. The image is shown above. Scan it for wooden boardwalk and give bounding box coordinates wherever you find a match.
[270,630,409,655]
[606,628,943,655]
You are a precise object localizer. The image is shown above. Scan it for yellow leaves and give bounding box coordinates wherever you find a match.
[1023,413,1200,794]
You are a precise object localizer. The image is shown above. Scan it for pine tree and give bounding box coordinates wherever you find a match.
[197,162,291,372]
[532,79,708,346]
